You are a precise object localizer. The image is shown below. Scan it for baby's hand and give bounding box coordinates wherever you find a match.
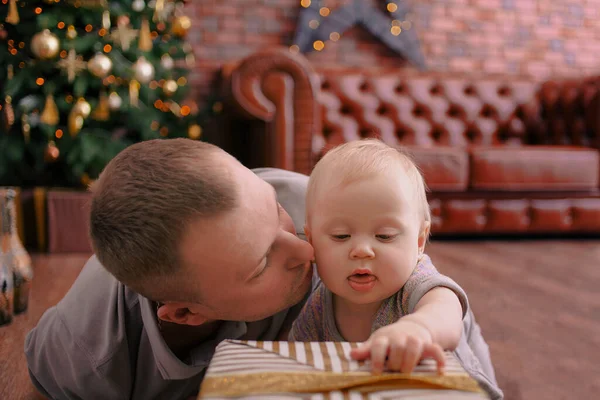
[349,318,445,375]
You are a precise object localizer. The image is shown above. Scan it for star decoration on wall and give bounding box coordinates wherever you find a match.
[109,21,139,51]
[56,49,87,82]
[292,0,426,69]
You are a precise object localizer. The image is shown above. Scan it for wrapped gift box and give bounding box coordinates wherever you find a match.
[199,340,489,399]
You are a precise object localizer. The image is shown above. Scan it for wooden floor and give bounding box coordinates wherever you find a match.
[1,241,598,400]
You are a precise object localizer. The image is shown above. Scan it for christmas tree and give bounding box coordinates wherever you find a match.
[0,0,204,188]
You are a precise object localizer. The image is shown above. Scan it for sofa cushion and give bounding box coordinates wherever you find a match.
[406,146,469,192]
[470,146,599,191]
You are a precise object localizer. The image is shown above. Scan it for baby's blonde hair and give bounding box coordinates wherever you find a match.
[306,139,431,227]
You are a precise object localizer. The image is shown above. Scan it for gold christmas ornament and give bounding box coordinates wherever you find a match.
[160,53,174,70]
[171,15,191,37]
[31,29,60,59]
[162,79,178,96]
[72,98,91,118]
[66,25,77,40]
[132,0,145,12]
[91,91,110,121]
[21,113,30,143]
[110,20,138,51]
[108,92,122,110]
[133,56,155,83]
[153,0,175,23]
[2,96,15,132]
[68,98,91,136]
[102,10,111,29]
[129,80,140,107]
[57,49,87,82]
[68,113,84,136]
[5,0,19,25]
[188,124,202,140]
[40,94,60,125]
[138,17,153,52]
[44,141,60,162]
[87,53,113,78]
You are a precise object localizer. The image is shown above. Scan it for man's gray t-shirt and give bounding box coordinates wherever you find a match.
[24,168,311,400]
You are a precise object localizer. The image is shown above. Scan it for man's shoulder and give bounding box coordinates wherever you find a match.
[55,255,143,362]
[253,168,309,234]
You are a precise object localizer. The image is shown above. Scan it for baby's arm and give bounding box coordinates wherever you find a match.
[351,255,467,374]
[402,286,463,350]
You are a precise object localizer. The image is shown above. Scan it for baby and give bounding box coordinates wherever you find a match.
[289,139,502,399]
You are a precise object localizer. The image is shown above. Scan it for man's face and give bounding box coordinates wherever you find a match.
[178,156,314,322]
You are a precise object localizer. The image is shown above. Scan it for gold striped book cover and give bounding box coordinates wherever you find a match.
[198,340,488,399]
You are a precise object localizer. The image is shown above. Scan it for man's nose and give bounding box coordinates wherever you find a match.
[349,241,375,259]
[287,234,314,269]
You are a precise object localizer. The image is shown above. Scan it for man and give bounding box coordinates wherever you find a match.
[25,139,499,399]
[26,139,314,399]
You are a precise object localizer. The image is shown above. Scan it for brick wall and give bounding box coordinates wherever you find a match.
[185,0,600,102]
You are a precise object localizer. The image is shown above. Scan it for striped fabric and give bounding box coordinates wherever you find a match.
[200,340,489,399]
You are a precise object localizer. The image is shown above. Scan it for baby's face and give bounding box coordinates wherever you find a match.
[307,174,426,306]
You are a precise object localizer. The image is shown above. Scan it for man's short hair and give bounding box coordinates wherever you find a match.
[306,139,431,225]
[89,138,237,301]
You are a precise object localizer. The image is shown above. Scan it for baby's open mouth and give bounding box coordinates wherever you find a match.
[347,271,377,291]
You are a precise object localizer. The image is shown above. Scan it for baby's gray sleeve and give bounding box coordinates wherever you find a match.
[401,257,470,318]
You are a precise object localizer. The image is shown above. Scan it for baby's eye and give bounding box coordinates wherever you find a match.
[331,234,350,241]
[376,234,397,242]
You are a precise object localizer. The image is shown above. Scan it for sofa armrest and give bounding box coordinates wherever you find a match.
[226,47,320,175]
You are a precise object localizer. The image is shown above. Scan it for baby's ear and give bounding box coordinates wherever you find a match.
[418,221,431,254]
[303,223,312,243]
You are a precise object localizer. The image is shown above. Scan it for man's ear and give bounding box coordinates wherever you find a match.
[303,223,312,244]
[418,221,431,255]
[157,303,208,326]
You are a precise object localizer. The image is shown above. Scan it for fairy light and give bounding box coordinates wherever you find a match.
[55,129,64,139]
[58,22,65,29]
[387,3,398,12]
[103,44,112,53]
[300,0,311,7]
[85,24,93,32]
[313,40,325,51]
[330,32,340,41]
[180,106,191,116]
[391,26,401,36]
[319,7,330,17]
[309,19,319,29]
[35,7,42,14]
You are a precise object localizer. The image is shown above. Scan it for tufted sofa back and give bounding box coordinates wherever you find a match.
[313,71,600,163]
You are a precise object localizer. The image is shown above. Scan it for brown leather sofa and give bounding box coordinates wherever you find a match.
[214,47,600,235]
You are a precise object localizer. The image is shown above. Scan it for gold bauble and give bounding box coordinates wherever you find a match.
[31,29,60,59]
[87,53,113,78]
[66,25,77,40]
[171,15,191,37]
[133,56,155,83]
[162,80,178,96]
[108,92,122,110]
[40,94,60,125]
[72,98,91,118]
[44,141,60,162]
[188,124,202,140]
